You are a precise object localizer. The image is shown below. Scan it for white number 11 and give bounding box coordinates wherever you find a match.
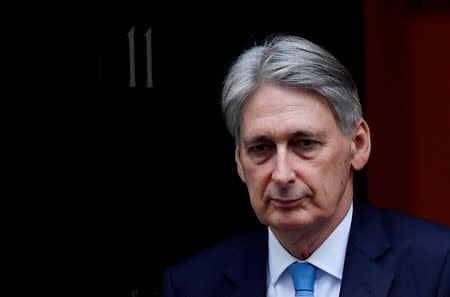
[127,26,153,88]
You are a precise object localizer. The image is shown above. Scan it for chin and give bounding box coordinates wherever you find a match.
[268,212,316,231]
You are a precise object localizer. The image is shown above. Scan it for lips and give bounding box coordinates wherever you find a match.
[270,197,304,208]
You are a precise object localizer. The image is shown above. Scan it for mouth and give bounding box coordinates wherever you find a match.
[269,197,305,208]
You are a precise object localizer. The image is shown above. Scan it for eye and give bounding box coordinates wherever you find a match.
[299,139,315,148]
[292,139,319,152]
[247,143,275,161]
[250,144,271,154]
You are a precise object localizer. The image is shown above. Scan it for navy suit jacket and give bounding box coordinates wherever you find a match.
[162,201,450,297]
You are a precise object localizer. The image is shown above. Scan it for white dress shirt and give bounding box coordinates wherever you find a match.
[266,202,353,297]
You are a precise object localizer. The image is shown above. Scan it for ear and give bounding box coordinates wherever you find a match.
[350,119,371,171]
[235,145,247,183]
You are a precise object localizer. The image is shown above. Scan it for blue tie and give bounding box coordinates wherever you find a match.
[288,262,316,296]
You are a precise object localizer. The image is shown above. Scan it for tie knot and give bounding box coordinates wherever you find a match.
[288,262,316,296]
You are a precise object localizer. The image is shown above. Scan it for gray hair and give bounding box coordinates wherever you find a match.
[221,35,362,144]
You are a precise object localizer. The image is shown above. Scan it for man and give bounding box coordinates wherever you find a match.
[162,35,450,297]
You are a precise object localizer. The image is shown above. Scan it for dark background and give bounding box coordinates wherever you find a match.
[1,1,365,296]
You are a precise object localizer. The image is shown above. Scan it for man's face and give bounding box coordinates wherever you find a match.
[236,83,361,234]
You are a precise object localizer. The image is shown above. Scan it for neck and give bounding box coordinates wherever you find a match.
[270,185,353,260]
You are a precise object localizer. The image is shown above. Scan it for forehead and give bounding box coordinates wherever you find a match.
[240,84,339,139]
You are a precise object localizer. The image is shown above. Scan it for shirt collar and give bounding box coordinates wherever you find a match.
[268,202,353,285]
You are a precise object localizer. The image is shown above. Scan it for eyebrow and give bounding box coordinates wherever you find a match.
[243,135,272,148]
[291,130,324,139]
[243,130,326,148]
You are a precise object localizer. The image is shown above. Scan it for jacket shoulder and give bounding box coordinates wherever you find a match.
[162,227,267,295]
[171,227,266,272]
[380,208,450,248]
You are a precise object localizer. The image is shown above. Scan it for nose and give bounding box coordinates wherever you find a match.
[271,148,295,187]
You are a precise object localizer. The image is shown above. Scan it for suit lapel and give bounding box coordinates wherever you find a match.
[339,201,394,297]
[223,227,268,297]
[228,284,266,297]
[339,244,394,297]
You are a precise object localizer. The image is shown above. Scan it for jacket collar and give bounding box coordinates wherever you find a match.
[339,200,394,297]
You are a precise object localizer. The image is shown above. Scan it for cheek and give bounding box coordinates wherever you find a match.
[246,171,266,195]
[243,167,273,225]
[320,155,352,197]
[309,150,351,196]
[243,164,272,198]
